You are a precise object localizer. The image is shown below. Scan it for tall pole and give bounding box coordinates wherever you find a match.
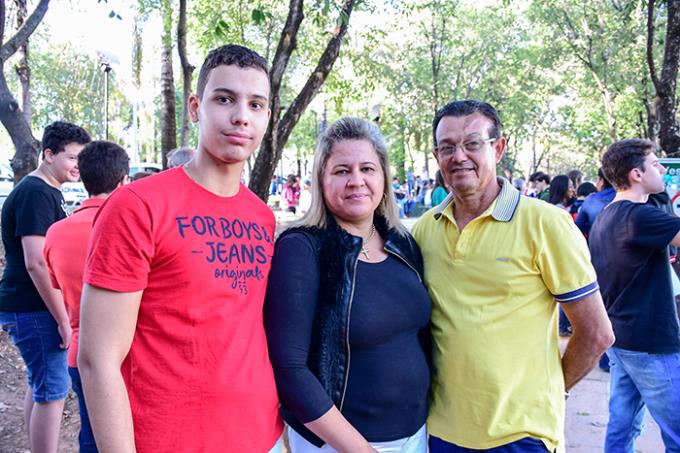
[101,62,112,139]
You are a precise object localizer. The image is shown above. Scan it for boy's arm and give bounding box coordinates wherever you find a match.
[78,284,142,453]
[22,235,70,348]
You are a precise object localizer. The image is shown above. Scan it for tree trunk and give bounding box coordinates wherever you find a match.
[647,0,680,155]
[0,66,38,182]
[248,0,304,199]
[589,69,618,143]
[642,80,658,144]
[160,0,176,168]
[429,5,445,114]
[13,0,30,126]
[0,0,51,183]
[131,19,143,162]
[249,0,358,201]
[177,0,193,147]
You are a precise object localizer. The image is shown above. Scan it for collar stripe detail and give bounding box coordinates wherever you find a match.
[433,177,521,222]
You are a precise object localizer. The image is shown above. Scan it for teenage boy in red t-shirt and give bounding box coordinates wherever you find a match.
[44,140,129,453]
[78,45,284,453]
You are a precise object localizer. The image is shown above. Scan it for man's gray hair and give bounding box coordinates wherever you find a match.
[167,147,195,168]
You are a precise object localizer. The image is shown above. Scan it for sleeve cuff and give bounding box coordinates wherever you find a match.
[554,281,599,303]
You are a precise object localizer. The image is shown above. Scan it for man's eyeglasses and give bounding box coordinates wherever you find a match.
[436,137,497,157]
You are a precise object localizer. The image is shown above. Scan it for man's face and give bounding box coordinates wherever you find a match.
[189,65,270,166]
[433,113,505,198]
[638,152,666,194]
[45,142,85,184]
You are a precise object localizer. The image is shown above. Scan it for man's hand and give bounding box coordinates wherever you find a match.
[561,290,614,390]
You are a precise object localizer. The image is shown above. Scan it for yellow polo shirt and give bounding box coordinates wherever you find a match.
[412,178,597,453]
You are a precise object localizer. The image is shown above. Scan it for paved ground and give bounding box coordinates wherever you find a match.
[565,367,663,452]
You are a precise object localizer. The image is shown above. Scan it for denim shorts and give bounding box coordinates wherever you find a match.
[0,311,70,402]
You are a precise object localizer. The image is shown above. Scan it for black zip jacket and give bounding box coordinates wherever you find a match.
[264,214,430,447]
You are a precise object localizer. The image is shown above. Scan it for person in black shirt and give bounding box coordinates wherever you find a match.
[589,138,680,453]
[0,121,90,453]
[264,117,431,452]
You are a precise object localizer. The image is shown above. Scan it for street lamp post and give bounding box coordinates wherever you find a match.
[101,62,112,139]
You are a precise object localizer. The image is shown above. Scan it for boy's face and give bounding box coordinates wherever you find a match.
[44,142,85,184]
[535,179,548,192]
[637,151,666,194]
[189,65,270,166]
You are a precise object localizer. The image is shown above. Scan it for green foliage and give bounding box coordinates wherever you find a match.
[14,0,670,180]
[287,110,320,158]
[29,43,129,141]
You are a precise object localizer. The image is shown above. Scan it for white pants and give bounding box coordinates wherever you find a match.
[267,436,284,453]
[287,424,427,453]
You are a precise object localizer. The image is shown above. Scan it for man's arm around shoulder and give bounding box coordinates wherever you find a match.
[79,284,142,453]
[561,290,614,390]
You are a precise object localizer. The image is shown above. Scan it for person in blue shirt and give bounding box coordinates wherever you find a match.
[575,168,616,237]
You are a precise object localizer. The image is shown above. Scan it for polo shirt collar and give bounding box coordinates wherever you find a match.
[73,197,105,213]
[433,177,521,222]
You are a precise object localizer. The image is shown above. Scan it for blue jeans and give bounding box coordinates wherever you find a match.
[605,347,680,453]
[429,436,548,452]
[69,367,98,453]
[0,311,69,402]
[558,306,571,334]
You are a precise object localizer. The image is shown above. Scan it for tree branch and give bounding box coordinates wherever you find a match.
[0,0,50,61]
[647,0,660,90]
[269,0,304,100]
[277,0,358,144]
[559,9,593,70]
[0,1,6,47]
[177,0,194,146]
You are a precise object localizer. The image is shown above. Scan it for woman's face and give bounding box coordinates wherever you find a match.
[567,180,575,200]
[322,139,385,226]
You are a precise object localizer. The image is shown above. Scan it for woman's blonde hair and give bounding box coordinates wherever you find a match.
[291,117,405,234]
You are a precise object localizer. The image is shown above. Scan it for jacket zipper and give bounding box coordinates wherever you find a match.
[338,256,359,411]
[385,247,422,283]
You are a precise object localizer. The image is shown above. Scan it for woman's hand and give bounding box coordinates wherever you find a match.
[304,406,376,453]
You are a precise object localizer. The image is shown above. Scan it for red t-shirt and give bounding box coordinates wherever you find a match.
[44,198,104,368]
[84,168,283,452]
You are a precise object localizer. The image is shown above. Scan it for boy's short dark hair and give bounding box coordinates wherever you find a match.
[77,141,129,196]
[577,181,597,198]
[432,100,503,146]
[529,171,551,184]
[196,45,269,99]
[602,138,655,190]
[41,121,91,158]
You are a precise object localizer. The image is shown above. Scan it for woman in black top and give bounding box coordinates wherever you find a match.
[264,117,431,453]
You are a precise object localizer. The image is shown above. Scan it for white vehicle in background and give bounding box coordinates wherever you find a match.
[61,182,87,209]
[0,162,14,209]
[129,162,162,177]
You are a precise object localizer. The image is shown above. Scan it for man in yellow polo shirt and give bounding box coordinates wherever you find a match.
[412,100,614,453]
